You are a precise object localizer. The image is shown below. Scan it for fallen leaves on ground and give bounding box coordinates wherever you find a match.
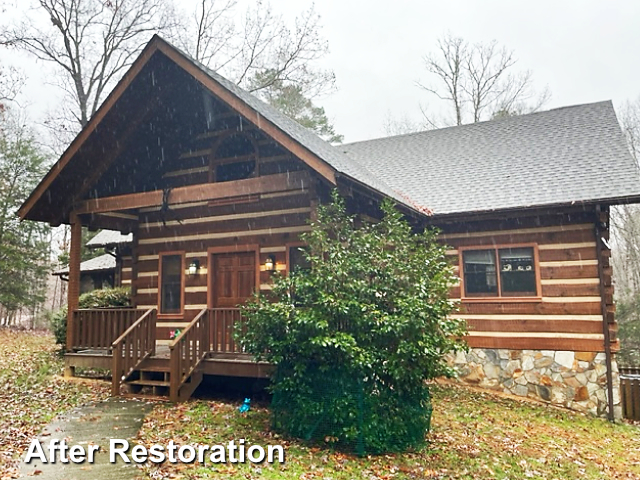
[0,328,110,479]
[135,384,640,480]
[2,328,638,479]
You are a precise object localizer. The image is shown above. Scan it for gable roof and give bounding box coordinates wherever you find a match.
[198,59,407,208]
[18,35,415,225]
[341,101,640,216]
[86,230,133,249]
[53,253,115,276]
[18,34,640,225]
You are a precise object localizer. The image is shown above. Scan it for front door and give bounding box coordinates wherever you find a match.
[210,251,256,308]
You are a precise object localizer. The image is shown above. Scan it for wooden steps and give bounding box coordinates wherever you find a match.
[120,352,205,402]
[123,357,172,399]
[127,379,170,388]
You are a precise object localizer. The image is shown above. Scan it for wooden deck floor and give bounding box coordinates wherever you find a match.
[65,342,273,379]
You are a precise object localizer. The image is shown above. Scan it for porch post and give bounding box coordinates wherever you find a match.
[66,212,82,363]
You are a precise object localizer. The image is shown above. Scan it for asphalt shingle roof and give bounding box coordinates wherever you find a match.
[53,253,116,275]
[340,101,640,216]
[86,230,133,248]
[175,40,409,209]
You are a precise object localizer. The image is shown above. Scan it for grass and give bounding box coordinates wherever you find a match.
[136,383,640,480]
[0,327,110,478]
[1,328,639,479]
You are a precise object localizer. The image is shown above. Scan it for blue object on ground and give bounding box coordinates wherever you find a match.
[239,398,250,413]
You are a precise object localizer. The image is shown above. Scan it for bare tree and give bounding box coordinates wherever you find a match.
[418,34,550,127]
[172,0,236,70]
[382,111,423,136]
[418,34,466,127]
[175,0,335,100]
[0,0,176,129]
[610,98,640,364]
[611,98,640,299]
[0,64,24,112]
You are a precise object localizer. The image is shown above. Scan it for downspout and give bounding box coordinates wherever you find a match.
[595,204,615,422]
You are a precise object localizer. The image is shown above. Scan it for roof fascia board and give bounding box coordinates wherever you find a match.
[18,39,162,221]
[425,197,640,224]
[154,40,337,186]
[20,36,339,223]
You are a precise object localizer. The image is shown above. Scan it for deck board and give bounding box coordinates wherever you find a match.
[65,341,271,378]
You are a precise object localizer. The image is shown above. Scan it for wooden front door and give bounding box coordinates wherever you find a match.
[210,251,256,307]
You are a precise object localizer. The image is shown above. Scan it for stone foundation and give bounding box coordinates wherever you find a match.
[449,348,621,418]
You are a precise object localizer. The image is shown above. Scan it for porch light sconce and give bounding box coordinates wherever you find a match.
[264,255,276,272]
[188,259,200,276]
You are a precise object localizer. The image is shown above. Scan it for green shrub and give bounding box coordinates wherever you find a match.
[241,193,467,454]
[78,287,131,309]
[50,308,68,346]
[50,287,131,349]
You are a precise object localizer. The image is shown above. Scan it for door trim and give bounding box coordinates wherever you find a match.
[207,244,260,308]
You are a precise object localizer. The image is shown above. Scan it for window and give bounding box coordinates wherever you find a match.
[210,133,258,182]
[461,246,538,299]
[288,245,311,273]
[215,160,256,182]
[159,253,183,314]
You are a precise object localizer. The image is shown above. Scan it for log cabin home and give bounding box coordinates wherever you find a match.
[18,36,640,418]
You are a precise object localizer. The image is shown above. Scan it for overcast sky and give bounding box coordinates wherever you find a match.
[3,0,640,143]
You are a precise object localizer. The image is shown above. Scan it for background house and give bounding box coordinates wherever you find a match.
[52,254,116,294]
[52,230,133,294]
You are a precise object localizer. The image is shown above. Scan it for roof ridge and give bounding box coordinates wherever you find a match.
[342,100,614,147]
[152,36,423,212]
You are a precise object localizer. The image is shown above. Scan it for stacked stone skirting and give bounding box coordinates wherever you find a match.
[449,348,621,418]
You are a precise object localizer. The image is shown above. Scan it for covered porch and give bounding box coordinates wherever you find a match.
[65,307,272,401]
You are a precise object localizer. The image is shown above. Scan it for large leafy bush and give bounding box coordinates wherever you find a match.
[241,193,466,453]
[50,287,131,348]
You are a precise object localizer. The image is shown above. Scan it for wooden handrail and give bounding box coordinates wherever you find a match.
[169,308,210,402]
[620,366,640,377]
[111,308,157,397]
[71,308,142,351]
[112,309,155,346]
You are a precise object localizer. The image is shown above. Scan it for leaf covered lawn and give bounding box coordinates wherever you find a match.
[0,328,110,479]
[136,383,640,480]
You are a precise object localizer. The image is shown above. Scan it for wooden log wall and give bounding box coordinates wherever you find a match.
[436,209,615,353]
[130,183,312,340]
[118,255,133,287]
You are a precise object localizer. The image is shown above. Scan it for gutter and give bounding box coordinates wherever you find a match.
[425,194,640,223]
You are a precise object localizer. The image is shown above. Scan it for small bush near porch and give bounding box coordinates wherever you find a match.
[49,286,131,348]
[241,194,467,454]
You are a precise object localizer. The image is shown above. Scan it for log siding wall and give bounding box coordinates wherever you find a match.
[131,186,311,339]
[437,209,614,353]
[103,153,612,354]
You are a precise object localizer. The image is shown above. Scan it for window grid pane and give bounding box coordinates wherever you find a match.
[499,247,536,297]
[160,255,182,314]
[463,249,498,296]
[289,246,311,272]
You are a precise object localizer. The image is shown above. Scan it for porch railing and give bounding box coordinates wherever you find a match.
[111,308,157,396]
[209,308,247,354]
[169,308,210,402]
[71,308,144,351]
